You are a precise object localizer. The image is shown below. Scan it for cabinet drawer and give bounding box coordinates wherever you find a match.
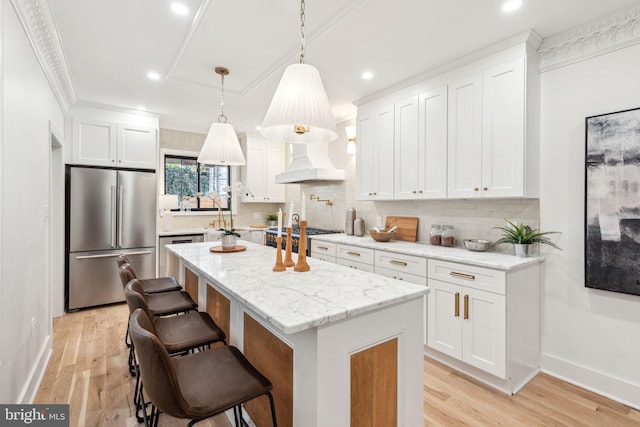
[312,253,336,263]
[428,259,505,295]
[337,257,375,273]
[375,266,427,286]
[375,251,427,277]
[337,244,374,265]
[311,240,337,257]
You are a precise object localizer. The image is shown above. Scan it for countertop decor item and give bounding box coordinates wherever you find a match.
[463,239,492,252]
[284,227,295,267]
[345,207,356,235]
[210,245,247,253]
[369,229,396,242]
[272,236,286,271]
[493,219,560,257]
[266,213,278,226]
[354,218,365,237]
[384,216,419,242]
[294,220,311,271]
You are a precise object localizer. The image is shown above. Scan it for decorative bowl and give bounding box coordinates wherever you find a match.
[369,230,396,242]
[463,239,492,252]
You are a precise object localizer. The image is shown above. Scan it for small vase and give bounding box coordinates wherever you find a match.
[513,243,531,257]
[220,234,237,250]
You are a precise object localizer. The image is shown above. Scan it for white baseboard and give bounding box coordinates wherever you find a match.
[17,334,52,404]
[540,352,640,411]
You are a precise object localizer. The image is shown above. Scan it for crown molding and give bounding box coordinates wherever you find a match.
[538,5,640,72]
[10,0,77,111]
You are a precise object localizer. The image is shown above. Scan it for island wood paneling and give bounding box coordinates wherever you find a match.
[184,267,198,304]
[243,313,293,427]
[350,338,398,427]
[206,285,231,342]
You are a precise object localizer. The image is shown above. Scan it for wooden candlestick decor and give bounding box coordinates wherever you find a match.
[284,227,295,267]
[294,221,310,272]
[273,236,286,272]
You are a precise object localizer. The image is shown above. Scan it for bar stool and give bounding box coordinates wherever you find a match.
[117,255,182,294]
[125,282,227,422]
[129,308,278,427]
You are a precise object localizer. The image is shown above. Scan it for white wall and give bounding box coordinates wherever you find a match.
[539,43,640,408]
[0,3,65,403]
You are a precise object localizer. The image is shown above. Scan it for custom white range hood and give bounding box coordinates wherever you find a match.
[275,142,345,184]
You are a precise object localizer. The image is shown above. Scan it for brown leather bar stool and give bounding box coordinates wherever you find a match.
[117,255,182,294]
[125,281,227,423]
[129,308,277,427]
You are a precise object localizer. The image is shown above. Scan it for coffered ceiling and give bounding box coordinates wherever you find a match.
[45,0,640,134]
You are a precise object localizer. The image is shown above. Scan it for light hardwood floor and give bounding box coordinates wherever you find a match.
[35,303,640,426]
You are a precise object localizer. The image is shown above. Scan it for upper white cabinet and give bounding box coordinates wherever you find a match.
[356,103,394,200]
[241,135,285,203]
[447,74,483,198]
[356,33,540,200]
[394,87,448,200]
[448,57,528,198]
[72,116,157,170]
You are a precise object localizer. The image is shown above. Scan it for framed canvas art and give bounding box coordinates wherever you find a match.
[585,107,640,296]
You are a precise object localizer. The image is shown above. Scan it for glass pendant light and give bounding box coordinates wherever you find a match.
[261,0,337,144]
[198,67,246,165]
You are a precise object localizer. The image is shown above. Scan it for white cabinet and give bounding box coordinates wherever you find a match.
[447,57,531,198]
[73,117,157,169]
[394,87,448,200]
[426,259,540,393]
[356,103,394,200]
[310,240,336,263]
[248,230,265,245]
[446,74,483,198]
[336,244,374,272]
[241,135,285,203]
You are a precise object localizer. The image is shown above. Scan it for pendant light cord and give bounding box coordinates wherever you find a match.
[299,0,306,64]
[218,72,227,123]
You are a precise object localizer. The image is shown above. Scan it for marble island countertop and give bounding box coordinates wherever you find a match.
[166,241,429,334]
[310,233,543,271]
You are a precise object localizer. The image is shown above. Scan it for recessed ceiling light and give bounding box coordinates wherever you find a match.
[147,71,161,81]
[502,0,522,12]
[256,126,262,131]
[171,2,189,15]
[362,71,374,80]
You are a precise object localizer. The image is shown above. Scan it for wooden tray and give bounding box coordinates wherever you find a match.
[384,216,419,242]
[210,245,247,253]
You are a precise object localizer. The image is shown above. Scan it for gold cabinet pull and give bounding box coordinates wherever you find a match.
[454,292,460,317]
[346,251,361,257]
[464,294,469,319]
[389,260,407,266]
[449,271,475,280]
[317,246,329,250]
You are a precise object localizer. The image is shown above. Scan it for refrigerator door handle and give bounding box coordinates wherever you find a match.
[111,185,117,248]
[75,250,153,260]
[118,185,123,248]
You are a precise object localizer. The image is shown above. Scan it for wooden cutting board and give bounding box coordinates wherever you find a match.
[385,216,419,242]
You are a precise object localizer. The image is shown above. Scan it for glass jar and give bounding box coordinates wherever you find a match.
[441,225,455,247]
[429,225,442,245]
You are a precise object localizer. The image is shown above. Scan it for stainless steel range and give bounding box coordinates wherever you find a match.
[264,227,340,254]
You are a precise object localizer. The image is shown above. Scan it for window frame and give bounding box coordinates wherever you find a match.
[160,149,237,214]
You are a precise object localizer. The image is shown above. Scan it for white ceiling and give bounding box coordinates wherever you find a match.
[48,0,640,134]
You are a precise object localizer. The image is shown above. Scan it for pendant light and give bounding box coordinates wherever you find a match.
[198,67,246,165]
[261,0,337,144]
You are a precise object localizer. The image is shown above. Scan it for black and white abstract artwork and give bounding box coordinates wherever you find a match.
[585,107,640,296]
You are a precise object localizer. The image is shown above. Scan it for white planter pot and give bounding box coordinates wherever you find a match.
[220,234,237,249]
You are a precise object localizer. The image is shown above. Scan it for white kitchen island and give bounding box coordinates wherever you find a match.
[166,241,428,427]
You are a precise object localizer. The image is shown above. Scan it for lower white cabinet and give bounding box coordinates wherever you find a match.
[310,240,336,263]
[336,244,374,272]
[426,259,539,394]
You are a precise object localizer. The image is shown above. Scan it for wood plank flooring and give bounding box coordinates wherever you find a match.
[35,303,640,426]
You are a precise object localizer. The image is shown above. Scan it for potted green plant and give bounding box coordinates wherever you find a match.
[266,214,279,227]
[493,219,561,257]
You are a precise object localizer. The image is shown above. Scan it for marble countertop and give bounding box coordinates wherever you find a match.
[167,241,429,335]
[310,234,543,271]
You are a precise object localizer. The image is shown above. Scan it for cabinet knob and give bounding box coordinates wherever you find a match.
[473,187,479,191]
[373,192,377,195]
[112,160,115,163]
[483,187,488,191]
[368,193,372,196]
[118,160,122,163]
[418,190,423,194]
[412,190,417,194]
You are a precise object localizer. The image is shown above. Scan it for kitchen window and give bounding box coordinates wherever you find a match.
[164,155,230,210]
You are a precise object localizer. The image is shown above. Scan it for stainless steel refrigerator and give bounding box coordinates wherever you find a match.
[66,166,156,310]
